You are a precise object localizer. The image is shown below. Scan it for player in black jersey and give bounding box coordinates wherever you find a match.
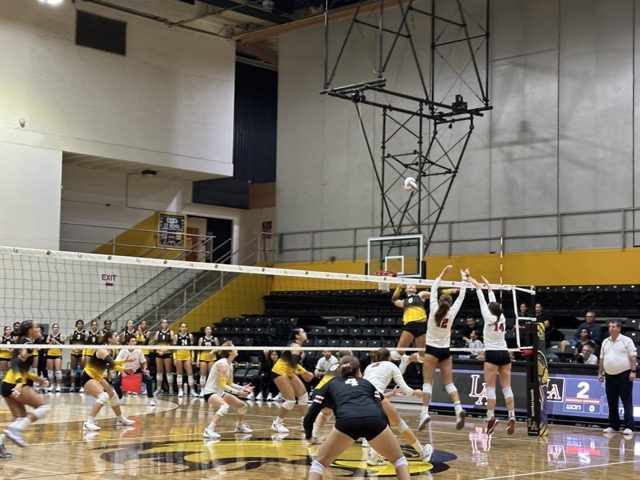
[303,355,410,480]
[68,319,86,392]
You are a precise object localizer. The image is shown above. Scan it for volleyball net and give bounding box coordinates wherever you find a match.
[0,245,548,435]
[0,245,536,353]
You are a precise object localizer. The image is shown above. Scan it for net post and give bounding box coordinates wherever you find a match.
[525,321,548,436]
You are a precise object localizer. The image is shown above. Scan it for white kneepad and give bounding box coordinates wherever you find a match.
[298,392,309,405]
[282,399,296,411]
[237,404,248,415]
[216,404,230,417]
[97,392,110,405]
[32,404,51,420]
[109,394,120,407]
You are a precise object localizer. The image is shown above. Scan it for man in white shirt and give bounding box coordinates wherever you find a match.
[314,350,338,383]
[597,321,637,436]
[114,335,156,406]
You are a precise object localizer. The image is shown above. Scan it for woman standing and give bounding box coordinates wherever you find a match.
[68,319,86,392]
[198,326,219,397]
[201,341,253,438]
[154,318,175,395]
[0,326,14,383]
[303,355,410,480]
[418,265,468,431]
[119,319,137,344]
[82,330,135,431]
[256,350,279,401]
[468,275,516,435]
[173,322,197,397]
[45,323,64,393]
[0,320,50,457]
[271,328,314,433]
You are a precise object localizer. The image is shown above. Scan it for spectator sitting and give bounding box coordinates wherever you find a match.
[467,330,484,350]
[575,344,598,365]
[461,317,479,346]
[571,329,597,360]
[518,303,530,318]
[569,311,603,347]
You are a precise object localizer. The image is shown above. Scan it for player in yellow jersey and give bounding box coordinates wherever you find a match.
[173,322,196,397]
[270,328,315,434]
[45,323,64,393]
[391,279,459,374]
[0,326,14,383]
[68,319,86,392]
[0,320,50,458]
[81,330,135,432]
[154,318,175,395]
[198,326,219,397]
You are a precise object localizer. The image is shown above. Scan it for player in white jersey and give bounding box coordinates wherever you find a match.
[201,341,254,439]
[469,275,516,435]
[419,265,469,431]
[363,348,433,465]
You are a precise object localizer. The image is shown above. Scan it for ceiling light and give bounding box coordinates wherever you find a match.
[141,169,157,178]
[38,0,64,5]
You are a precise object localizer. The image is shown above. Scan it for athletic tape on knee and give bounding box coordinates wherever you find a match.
[393,456,408,468]
[282,399,296,411]
[422,383,433,394]
[445,383,458,395]
[397,420,410,433]
[502,387,514,399]
[96,392,110,405]
[237,404,248,415]
[486,387,496,400]
[109,394,120,407]
[55,370,62,380]
[32,404,51,420]
[310,460,325,475]
[298,392,309,405]
[216,404,230,417]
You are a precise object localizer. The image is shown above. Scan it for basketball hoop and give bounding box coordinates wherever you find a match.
[375,270,397,292]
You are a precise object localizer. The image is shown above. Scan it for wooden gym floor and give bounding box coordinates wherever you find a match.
[0,393,638,479]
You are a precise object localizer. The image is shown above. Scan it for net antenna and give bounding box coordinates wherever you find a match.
[322,0,492,249]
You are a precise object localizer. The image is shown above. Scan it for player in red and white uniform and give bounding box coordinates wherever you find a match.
[419,265,468,431]
[468,275,516,435]
[363,348,432,465]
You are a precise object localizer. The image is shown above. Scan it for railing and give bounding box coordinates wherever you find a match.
[60,222,215,260]
[275,206,640,262]
[67,230,274,332]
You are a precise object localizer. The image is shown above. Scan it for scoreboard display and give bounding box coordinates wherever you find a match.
[546,373,640,422]
[421,360,640,427]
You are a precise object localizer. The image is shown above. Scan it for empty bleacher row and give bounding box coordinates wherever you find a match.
[535,285,640,317]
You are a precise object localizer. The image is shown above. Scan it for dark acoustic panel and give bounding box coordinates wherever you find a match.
[76,11,126,56]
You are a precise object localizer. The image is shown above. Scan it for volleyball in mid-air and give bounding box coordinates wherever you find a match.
[403,177,418,191]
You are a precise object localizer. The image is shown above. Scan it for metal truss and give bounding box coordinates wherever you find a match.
[322,0,492,253]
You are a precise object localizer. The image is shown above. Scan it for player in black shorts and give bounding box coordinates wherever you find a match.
[303,355,410,480]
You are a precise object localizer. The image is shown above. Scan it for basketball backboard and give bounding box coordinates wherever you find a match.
[367,234,424,278]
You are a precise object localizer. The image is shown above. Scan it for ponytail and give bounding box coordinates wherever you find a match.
[435,294,453,327]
